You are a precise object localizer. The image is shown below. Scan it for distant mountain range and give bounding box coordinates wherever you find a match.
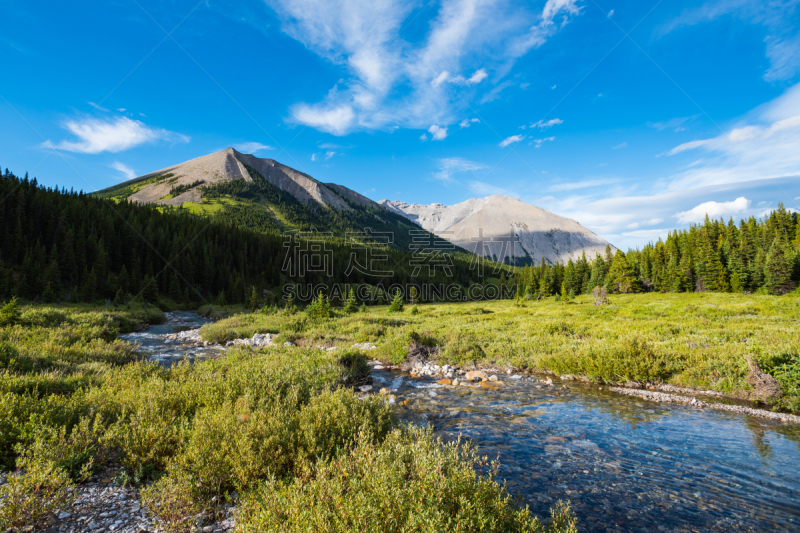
[380,196,613,265]
[97,148,613,264]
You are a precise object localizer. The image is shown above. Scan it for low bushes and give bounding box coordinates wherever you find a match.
[238,426,576,533]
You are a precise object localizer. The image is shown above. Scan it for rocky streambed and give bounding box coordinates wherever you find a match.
[109,312,800,533]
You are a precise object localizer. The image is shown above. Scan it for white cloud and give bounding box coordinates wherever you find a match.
[459,118,480,128]
[658,0,800,81]
[607,9,614,17]
[531,118,563,129]
[43,116,189,154]
[290,103,355,136]
[234,142,274,153]
[499,134,525,147]
[88,101,108,112]
[466,68,488,84]
[532,136,555,148]
[433,68,489,87]
[613,142,627,149]
[663,81,800,189]
[675,197,752,224]
[428,124,448,140]
[311,153,318,161]
[268,0,583,135]
[551,84,557,89]
[325,150,336,160]
[117,108,126,112]
[435,157,487,182]
[110,161,135,181]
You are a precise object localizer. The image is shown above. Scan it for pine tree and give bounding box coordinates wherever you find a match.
[247,286,261,310]
[343,288,358,313]
[765,236,795,295]
[388,289,404,312]
[42,282,55,303]
[606,250,639,293]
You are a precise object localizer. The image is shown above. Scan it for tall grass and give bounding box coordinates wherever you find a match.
[204,292,800,409]
[0,302,572,532]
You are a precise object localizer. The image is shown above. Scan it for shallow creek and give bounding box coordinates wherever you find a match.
[127,312,800,532]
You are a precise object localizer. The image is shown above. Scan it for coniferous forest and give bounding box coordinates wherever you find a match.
[516,205,800,297]
[0,169,509,306]
[1,168,798,307]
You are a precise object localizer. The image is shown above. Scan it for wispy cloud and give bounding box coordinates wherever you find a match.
[549,178,621,192]
[43,116,189,154]
[663,81,800,190]
[657,0,800,81]
[613,142,627,149]
[530,118,563,129]
[532,136,555,148]
[675,197,751,224]
[435,157,487,182]
[459,118,480,128]
[499,134,525,147]
[648,116,695,132]
[110,161,135,181]
[235,141,274,153]
[88,101,109,112]
[267,0,583,135]
[325,150,337,160]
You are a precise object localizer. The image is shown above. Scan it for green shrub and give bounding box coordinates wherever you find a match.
[540,337,679,383]
[237,426,577,533]
[388,290,404,313]
[0,297,21,326]
[770,353,800,412]
[306,292,332,321]
[0,460,75,529]
[15,415,109,482]
[443,331,485,366]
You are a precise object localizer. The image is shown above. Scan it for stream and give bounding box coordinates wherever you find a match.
[124,312,800,532]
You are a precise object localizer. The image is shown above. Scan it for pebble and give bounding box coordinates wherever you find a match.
[359,385,374,392]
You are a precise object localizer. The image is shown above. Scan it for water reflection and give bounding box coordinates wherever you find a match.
[380,371,800,533]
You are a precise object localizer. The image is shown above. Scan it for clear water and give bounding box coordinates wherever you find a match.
[373,371,800,532]
[128,312,800,532]
[120,311,223,366]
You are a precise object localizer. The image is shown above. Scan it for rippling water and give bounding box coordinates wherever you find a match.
[129,312,800,532]
[373,370,800,532]
[120,311,223,365]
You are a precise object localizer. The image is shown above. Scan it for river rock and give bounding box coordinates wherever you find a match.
[465,370,488,382]
[359,385,373,393]
[488,375,498,381]
[437,378,452,385]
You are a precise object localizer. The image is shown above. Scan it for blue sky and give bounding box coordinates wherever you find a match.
[1,0,799,249]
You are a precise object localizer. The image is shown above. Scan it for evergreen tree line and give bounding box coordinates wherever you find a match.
[516,205,800,297]
[0,169,512,306]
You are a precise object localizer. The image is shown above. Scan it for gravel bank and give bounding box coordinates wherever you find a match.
[610,387,800,424]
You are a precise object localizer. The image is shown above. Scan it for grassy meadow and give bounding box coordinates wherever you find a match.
[202,292,800,412]
[0,300,575,532]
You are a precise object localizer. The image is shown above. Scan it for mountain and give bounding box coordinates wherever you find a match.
[379,195,614,265]
[95,148,422,247]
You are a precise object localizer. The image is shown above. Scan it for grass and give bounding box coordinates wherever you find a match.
[0,301,574,532]
[202,292,800,411]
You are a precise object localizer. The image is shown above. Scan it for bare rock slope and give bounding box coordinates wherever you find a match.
[124,147,374,210]
[379,195,613,265]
